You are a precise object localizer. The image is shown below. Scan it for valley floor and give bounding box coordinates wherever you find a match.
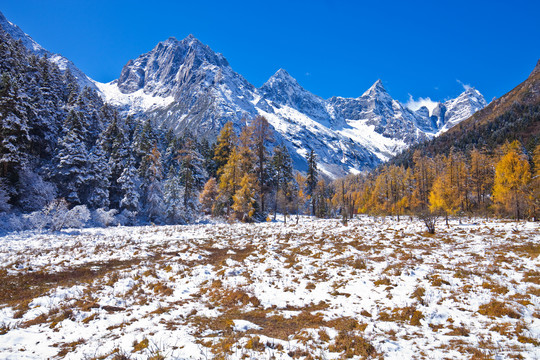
[0,216,538,359]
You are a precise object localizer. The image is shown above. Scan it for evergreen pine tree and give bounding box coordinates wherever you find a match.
[271,144,293,219]
[142,144,164,223]
[251,116,273,213]
[306,149,318,215]
[117,155,140,214]
[100,112,129,208]
[164,166,185,224]
[54,110,89,205]
[86,142,111,209]
[176,138,208,211]
[0,73,30,180]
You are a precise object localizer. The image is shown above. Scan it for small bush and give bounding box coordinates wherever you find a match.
[92,208,118,227]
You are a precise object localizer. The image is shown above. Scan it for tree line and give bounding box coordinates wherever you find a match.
[2,27,538,230]
[199,117,320,223]
[332,140,540,227]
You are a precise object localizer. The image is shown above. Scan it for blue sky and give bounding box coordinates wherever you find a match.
[1,0,538,105]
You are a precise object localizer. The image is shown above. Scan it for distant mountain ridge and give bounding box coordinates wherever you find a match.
[390,60,540,167]
[0,11,488,177]
[96,35,486,177]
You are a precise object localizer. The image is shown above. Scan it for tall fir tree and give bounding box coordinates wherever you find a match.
[99,112,129,208]
[54,110,89,205]
[251,116,273,213]
[176,138,208,210]
[0,73,30,182]
[86,142,111,209]
[142,144,164,223]
[117,154,140,215]
[164,166,185,224]
[306,149,318,215]
[271,144,293,219]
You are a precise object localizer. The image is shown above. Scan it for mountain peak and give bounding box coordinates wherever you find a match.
[454,86,486,104]
[183,34,202,46]
[269,68,297,83]
[361,79,390,99]
[117,33,236,96]
[163,36,178,44]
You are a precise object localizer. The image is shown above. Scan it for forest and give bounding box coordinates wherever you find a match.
[1,25,539,233]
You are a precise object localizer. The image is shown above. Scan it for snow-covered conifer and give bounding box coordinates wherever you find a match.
[54,110,89,205]
[118,155,140,213]
[164,166,185,224]
[87,143,111,209]
[142,144,164,223]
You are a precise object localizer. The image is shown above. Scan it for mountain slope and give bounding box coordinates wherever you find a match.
[96,35,486,177]
[391,60,540,166]
[98,36,258,137]
[0,9,488,178]
[0,10,96,90]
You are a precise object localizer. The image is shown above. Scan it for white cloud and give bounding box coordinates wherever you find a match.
[405,94,439,116]
[456,79,471,91]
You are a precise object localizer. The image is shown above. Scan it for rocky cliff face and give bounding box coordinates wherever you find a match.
[1,11,487,178]
[95,35,487,177]
[99,36,258,139]
[439,87,488,132]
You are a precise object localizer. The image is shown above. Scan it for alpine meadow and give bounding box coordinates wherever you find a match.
[0,3,538,360]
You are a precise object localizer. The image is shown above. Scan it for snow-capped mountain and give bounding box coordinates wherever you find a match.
[258,69,344,129]
[97,36,382,176]
[0,9,487,178]
[97,35,258,138]
[0,11,96,90]
[438,87,487,133]
[95,34,487,177]
[328,80,427,147]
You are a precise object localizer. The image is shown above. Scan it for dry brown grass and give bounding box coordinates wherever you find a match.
[478,300,520,319]
[328,331,377,359]
[373,277,392,286]
[482,280,509,295]
[0,258,141,312]
[522,270,540,284]
[379,306,424,326]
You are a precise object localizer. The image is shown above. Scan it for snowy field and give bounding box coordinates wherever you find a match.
[0,216,538,359]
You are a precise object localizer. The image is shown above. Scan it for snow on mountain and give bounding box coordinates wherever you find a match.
[329,80,427,144]
[112,35,258,138]
[0,8,487,178]
[438,87,488,133]
[0,10,96,91]
[94,34,487,177]
[96,36,379,177]
[255,98,380,177]
[258,69,344,128]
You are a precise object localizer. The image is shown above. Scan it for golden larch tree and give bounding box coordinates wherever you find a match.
[492,141,531,220]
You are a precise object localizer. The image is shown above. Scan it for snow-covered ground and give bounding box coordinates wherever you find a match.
[0,216,538,359]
